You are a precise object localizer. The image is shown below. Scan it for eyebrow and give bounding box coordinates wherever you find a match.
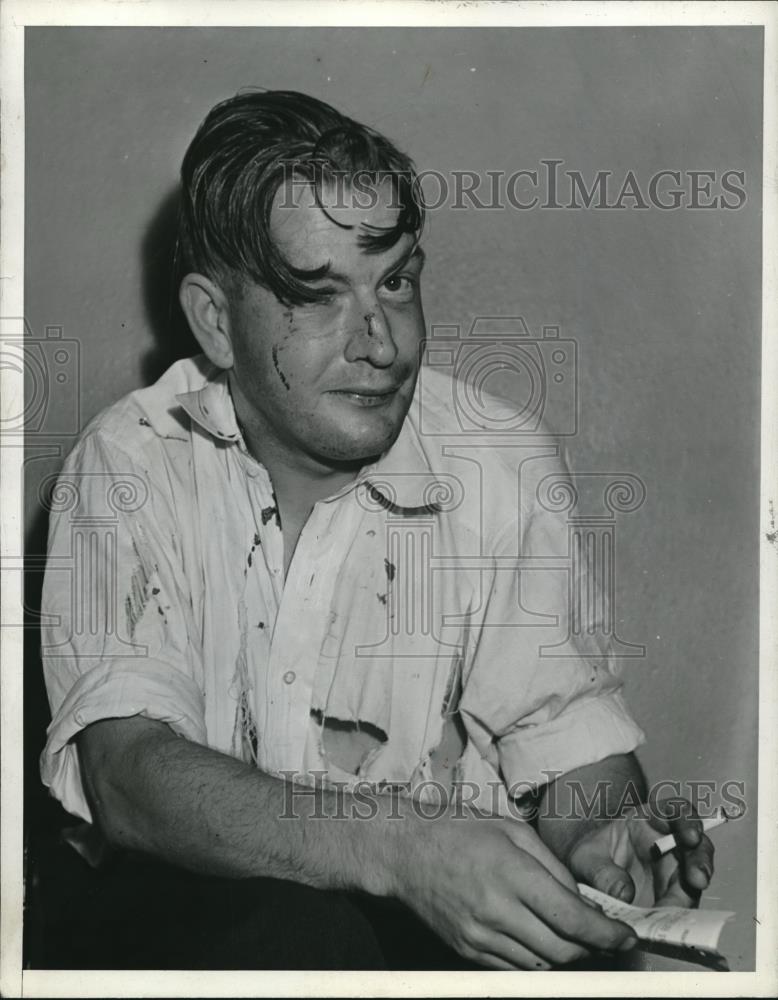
[300,244,426,289]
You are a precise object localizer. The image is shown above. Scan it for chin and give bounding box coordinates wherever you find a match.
[312,393,412,464]
[318,423,404,466]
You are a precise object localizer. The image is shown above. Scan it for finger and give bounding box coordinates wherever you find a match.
[472,932,554,971]
[680,833,715,891]
[516,857,637,953]
[489,900,590,966]
[669,816,704,850]
[651,798,703,847]
[655,865,701,909]
[476,953,533,971]
[472,952,551,972]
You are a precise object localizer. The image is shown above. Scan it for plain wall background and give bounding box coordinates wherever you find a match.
[24,27,761,968]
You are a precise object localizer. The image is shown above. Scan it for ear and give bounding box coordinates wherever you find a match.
[179,273,234,369]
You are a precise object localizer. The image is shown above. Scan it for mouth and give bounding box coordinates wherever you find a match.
[329,386,401,407]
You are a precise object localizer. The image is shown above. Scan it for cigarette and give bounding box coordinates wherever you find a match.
[650,807,740,860]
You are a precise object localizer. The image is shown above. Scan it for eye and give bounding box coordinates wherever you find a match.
[380,274,416,300]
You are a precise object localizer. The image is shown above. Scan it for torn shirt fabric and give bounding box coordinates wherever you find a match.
[40,354,645,823]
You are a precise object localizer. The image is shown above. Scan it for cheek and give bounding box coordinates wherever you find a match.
[386,303,425,345]
[235,340,276,396]
[271,331,340,392]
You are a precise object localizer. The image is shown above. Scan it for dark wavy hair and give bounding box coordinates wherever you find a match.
[178,89,425,306]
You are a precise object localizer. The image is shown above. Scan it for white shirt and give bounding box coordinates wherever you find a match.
[40,354,645,823]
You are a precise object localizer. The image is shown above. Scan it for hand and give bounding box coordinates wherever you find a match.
[567,801,714,909]
[393,809,637,970]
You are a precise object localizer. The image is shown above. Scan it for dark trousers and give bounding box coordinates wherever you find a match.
[26,838,481,971]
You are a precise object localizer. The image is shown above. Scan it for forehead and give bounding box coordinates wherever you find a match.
[269,175,407,270]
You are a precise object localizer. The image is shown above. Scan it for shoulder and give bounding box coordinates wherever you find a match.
[66,354,214,463]
[414,363,537,438]
[410,365,566,520]
[409,367,569,552]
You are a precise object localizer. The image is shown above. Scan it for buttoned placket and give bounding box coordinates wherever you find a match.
[260,498,345,775]
[236,438,350,777]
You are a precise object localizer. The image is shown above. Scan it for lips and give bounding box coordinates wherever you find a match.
[328,385,402,408]
[329,385,401,397]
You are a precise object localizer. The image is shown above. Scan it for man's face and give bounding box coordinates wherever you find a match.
[226,179,426,471]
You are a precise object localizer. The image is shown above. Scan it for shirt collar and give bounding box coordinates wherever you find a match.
[346,416,444,514]
[176,366,443,514]
[176,367,242,443]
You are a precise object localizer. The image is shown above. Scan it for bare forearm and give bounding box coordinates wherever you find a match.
[537,753,647,865]
[77,719,641,969]
[78,717,404,896]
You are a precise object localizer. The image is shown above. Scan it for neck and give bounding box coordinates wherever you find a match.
[227,374,383,524]
[236,417,371,523]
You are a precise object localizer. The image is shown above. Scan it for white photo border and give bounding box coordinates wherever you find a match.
[1,2,776,997]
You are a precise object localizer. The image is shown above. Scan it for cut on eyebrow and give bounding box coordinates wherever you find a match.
[295,244,426,289]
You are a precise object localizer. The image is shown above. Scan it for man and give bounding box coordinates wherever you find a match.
[39,90,713,971]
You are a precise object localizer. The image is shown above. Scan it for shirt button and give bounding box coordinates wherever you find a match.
[283,670,296,685]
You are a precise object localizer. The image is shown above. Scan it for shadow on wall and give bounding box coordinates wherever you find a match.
[27,183,198,558]
[23,187,199,881]
[140,185,200,384]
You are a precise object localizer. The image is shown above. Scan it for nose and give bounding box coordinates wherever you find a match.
[344,301,398,368]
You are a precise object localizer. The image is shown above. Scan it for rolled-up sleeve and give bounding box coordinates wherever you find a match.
[39,432,206,822]
[459,446,646,793]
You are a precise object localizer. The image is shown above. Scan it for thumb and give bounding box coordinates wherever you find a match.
[586,859,636,903]
[570,835,636,903]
